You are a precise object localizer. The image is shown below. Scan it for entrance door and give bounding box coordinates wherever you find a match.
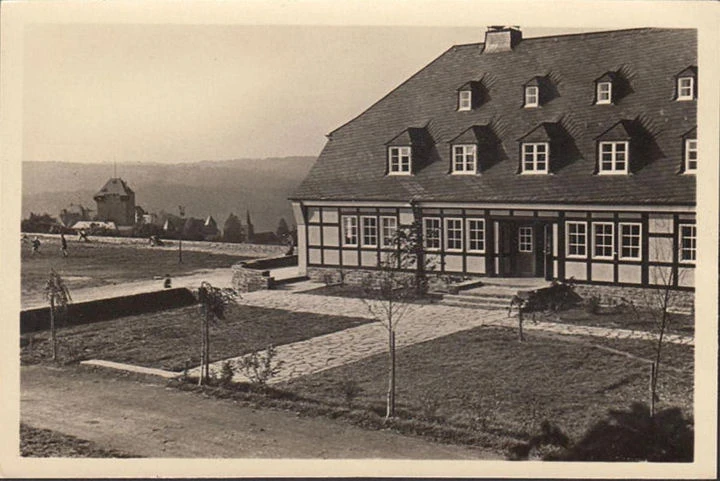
[516,224,536,277]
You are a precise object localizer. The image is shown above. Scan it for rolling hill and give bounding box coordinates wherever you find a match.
[22,157,317,232]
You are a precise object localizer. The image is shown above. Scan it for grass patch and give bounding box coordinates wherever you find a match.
[21,239,250,305]
[21,304,371,371]
[20,424,137,458]
[278,326,693,445]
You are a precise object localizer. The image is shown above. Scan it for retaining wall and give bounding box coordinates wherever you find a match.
[21,287,197,334]
[232,265,272,292]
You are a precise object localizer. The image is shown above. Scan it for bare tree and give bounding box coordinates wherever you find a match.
[360,219,434,420]
[44,269,72,362]
[196,281,238,386]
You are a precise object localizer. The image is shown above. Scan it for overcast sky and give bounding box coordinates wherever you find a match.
[23,24,596,164]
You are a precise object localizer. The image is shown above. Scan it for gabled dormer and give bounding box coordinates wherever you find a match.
[594,119,641,175]
[523,76,550,108]
[447,125,498,175]
[457,80,483,111]
[517,122,566,174]
[385,127,433,176]
[594,72,617,105]
[675,66,697,101]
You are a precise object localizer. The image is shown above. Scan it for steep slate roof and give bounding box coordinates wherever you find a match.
[94,178,134,198]
[293,28,696,205]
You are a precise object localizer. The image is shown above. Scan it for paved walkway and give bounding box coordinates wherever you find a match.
[188,283,693,384]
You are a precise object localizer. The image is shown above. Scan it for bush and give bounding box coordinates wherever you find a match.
[337,379,363,409]
[237,345,284,387]
[219,360,236,387]
[585,295,602,315]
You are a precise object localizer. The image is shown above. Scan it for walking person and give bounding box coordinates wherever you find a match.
[31,236,41,255]
[60,233,69,257]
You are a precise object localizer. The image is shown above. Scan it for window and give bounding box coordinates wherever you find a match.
[458,90,472,111]
[445,218,463,251]
[423,217,441,250]
[467,219,486,253]
[342,215,358,246]
[619,223,642,260]
[677,77,695,101]
[685,138,697,172]
[596,81,612,104]
[361,216,378,247]
[598,141,629,174]
[522,142,549,173]
[380,216,398,247]
[518,226,533,252]
[524,86,539,107]
[566,221,587,258]
[592,222,614,259]
[452,145,477,174]
[388,146,411,175]
[679,224,696,262]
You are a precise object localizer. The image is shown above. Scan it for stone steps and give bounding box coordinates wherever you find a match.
[440,292,516,311]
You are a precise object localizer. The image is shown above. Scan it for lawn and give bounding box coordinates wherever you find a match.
[21,304,372,371]
[20,424,136,458]
[278,326,693,444]
[21,238,251,305]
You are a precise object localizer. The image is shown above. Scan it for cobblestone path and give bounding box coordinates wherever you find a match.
[191,284,693,384]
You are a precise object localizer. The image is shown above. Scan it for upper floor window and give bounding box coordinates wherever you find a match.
[423,217,441,251]
[361,216,378,247]
[679,224,696,263]
[388,146,411,175]
[458,90,472,111]
[521,142,549,174]
[598,141,629,174]
[452,145,477,174]
[685,138,697,173]
[677,77,695,101]
[380,216,398,248]
[342,215,358,246]
[524,86,539,108]
[596,81,612,104]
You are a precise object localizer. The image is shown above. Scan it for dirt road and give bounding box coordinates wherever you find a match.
[20,365,499,459]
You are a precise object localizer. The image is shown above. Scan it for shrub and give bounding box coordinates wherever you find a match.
[237,345,284,387]
[585,295,602,315]
[337,379,363,409]
[418,392,442,422]
[219,360,236,387]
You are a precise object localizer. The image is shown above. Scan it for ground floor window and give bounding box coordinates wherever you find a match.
[445,218,463,251]
[593,222,614,259]
[380,216,397,247]
[342,215,358,246]
[467,218,485,253]
[619,222,641,260]
[361,216,377,247]
[679,224,696,262]
[423,217,441,250]
[566,221,587,258]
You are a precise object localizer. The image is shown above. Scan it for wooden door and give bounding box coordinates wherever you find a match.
[516,225,536,277]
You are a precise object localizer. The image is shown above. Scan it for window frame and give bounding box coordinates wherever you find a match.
[598,141,629,174]
[387,146,412,175]
[341,215,358,247]
[685,138,698,173]
[679,224,696,264]
[524,85,539,108]
[380,216,398,248]
[451,144,478,174]
[521,142,550,174]
[444,217,464,252]
[596,81,613,104]
[592,222,615,260]
[360,215,378,248]
[518,226,534,253]
[458,90,472,111]
[466,218,486,254]
[619,222,642,261]
[565,221,588,259]
[677,76,695,101]
[423,217,442,251]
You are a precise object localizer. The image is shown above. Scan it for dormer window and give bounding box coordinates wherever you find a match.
[596,82,612,104]
[452,145,477,174]
[594,119,637,175]
[521,143,549,173]
[598,141,629,174]
[675,66,697,101]
[458,90,472,111]
[524,86,539,108]
[388,146,411,175]
[685,138,697,172]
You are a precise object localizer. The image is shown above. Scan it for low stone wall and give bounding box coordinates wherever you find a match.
[21,287,197,334]
[240,255,297,270]
[573,284,694,314]
[232,265,272,292]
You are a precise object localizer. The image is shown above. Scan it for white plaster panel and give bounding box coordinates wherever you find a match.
[308,248,321,265]
[322,226,339,247]
[649,237,674,262]
[307,207,321,224]
[323,249,339,266]
[322,208,339,224]
[648,214,673,234]
[678,268,695,288]
[361,250,378,267]
[591,263,614,282]
[297,229,308,274]
[308,225,321,246]
[466,256,486,274]
[399,209,414,225]
[565,261,587,281]
[444,255,463,272]
[342,250,358,266]
[649,265,673,286]
[618,264,641,284]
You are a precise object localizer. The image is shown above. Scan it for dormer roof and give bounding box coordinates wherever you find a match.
[676,66,697,78]
[385,127,431,147]
[449,125,494,144]
[595,119,637,141]
[518,122,566,142]
[457,80,482,91]
[594,71,618,83]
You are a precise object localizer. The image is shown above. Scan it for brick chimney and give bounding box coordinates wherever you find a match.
[484,26,522,53]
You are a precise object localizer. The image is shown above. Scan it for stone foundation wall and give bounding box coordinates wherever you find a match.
[307,266,448,290]
[232,265,272,292]
[573,284,694,314]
